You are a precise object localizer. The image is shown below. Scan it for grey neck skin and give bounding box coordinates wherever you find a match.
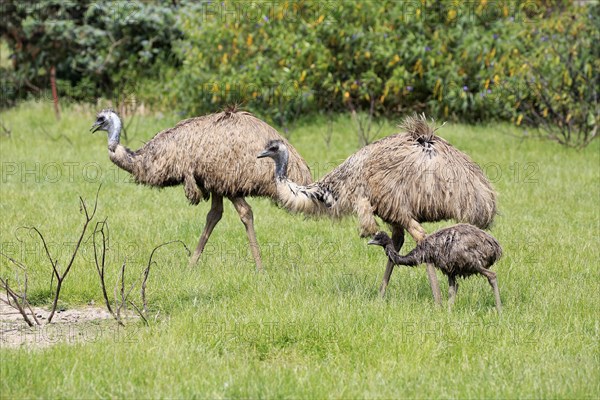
[274,148,289,181]
[385,243,420,266]
[107,113,122,152]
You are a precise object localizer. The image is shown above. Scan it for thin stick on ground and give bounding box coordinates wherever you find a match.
[93,216,190,326]
[141,240,190,315]
[92,218,114,317]
[114,258,127,326]
[28,185,101,323]
[1,277,35,327]
[128,300,148,326]
[0,251,40,326]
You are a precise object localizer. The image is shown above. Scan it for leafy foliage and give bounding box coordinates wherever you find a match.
[2,0,597,147]
[0,0,181,107]
[166,0,597,146]
[504,5,599,148]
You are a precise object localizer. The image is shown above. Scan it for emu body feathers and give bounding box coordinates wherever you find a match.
[258,114,497,235]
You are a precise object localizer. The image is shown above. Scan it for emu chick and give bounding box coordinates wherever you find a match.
[368,224,502,312]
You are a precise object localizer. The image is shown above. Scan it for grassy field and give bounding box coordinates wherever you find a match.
[0,102,598,398]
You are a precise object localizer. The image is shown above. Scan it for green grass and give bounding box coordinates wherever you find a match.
[1,102,599,398]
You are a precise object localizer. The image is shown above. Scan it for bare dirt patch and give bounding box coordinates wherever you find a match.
[0,295,131,349]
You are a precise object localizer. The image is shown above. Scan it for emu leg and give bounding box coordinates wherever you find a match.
[379,225,404,297]
[231,197,263,272]
[407,219,442,306]
[447,276,458,310]
[484,270,502,314]
[190,194,223,265]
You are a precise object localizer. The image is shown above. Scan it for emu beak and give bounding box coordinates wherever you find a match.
[367,239,377,245]
[90,122,101,134]
[257,150,270,159]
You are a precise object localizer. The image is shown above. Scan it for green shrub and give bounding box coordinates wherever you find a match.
[2,0,596,147]
[0,1,181,107]
[502,3,599,148]
[168,1,595,139]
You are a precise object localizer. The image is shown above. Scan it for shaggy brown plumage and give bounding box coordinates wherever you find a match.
[368,224,503,313]
[91,108,312,270]
[257,114,497,301]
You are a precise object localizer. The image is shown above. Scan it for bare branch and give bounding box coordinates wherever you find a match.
[92,218,116,319]
[113,258,128,326]
[346,92,384,146]
[0,277,35,327]
[120,260,126,316]
[0,169,106,331]
[0,250,27,271]
[38,126,73,146]
[140,240,190,318]
[141,262,153,315]
[0,120,12,137]
[27,227,58,276]
[128,300,148,326]
[0,251,39,325]
[47,185,102,322]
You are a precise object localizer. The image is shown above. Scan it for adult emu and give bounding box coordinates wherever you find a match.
[257,114,497,303]
[368,225,502,313]
[91,107,312,271]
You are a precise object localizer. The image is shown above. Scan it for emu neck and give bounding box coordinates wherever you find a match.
[274,150,289,181]
[105,114,136,174]
[384,243,415,266]
[109,145,136,174]
[268,146,338,216]
[107,115,122,152]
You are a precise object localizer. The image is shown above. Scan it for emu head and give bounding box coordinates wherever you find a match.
[90,109,120,135]
[91,109,122,151]
[368,231,393,247]
[257,140,289,180]
[257,140,287,160]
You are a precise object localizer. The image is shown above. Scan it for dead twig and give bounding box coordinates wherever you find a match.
[28,185,101,323]
[141,240,190,315]
[128,300,148,326]
[0,277,35,327]
[0,251,40,326]
[114,258,127,326]
[346,95,385,146]
[93,217,189,326]
[92,218,114,317]
[321,111,334,149]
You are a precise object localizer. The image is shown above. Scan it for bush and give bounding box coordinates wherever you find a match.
[168,0,596,145]
[0,1,181,107]
[2,0,596,147]
[503,3,599,148]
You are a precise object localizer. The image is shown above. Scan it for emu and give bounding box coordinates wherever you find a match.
[257,114,497,303]
[91,107,312,270]
[368,224,503,313]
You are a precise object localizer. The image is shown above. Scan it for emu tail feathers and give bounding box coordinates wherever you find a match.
[276,180,335,215]
[399,113,438,142]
